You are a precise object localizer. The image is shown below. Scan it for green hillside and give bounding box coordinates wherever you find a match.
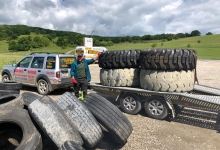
[0,34,220,70]
[107,34,220,59]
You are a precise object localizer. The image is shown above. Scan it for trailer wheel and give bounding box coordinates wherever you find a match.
[144,96,169,120]
[120,93,142,115]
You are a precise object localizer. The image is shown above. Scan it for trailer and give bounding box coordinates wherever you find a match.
[89,83,220,120]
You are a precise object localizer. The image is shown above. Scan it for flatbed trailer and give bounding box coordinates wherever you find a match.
[89,83,220,120]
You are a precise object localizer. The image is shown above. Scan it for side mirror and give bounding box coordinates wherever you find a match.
[12,63,17,67]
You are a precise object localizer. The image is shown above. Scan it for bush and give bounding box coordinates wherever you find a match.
[151,43,157,48]
[197,40,201,43]
[187,44,191,48]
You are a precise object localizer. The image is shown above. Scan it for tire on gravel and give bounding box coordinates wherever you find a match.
[60,141,85,150]
[0,81,22,91]
[0,108,42,150]
[83,93,133,145]
[0,94,24,109]
[0,90,19,97]
[21,92,41,107]
[140,69,195,92]
[99,50,140,69]
[100,68,140,87]
[56,92,103,148]
[28,96,83,148]
[139,49,197,71]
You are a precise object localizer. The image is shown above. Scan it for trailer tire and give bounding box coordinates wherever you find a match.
[0,81,22,91]
[140,69,195,92]
[100,68,140,87]
[60,141,85,150]
[0,108,42,150]
[139,49,197,70]
[0,94,24,109]
[144,96,169,120]
[28,96,83,148]
[120,93,142,115]
[83,93,133,145]
[99,50,140,69]
[21,92,41,106]
[0,90,19,97]
[56,92,103,148]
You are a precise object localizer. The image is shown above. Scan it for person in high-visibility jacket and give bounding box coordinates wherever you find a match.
[70,53,100,99]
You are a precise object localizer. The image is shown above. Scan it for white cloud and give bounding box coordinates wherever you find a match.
[0,0,219,36]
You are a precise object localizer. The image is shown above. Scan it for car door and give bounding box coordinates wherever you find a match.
[14,57,33,83]
[28,57,45,85]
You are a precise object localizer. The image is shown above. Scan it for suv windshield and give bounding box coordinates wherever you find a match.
[59,57,75,68]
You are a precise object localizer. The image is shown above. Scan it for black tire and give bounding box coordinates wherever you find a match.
[60,141,85,150]
[2,74,11,81]
[0,108,42,150]
[83,93,133,145]
[0,94,24,109]
[0,90,19,97]
[56,92,103,148]
[98,50,140,69]
[120,93,142,115]
[0,81,22,91]
[139,49,197,71]
[37,79,51,95]
[28,96,83,148]
[21,92,41,106]
[144,96,169,120]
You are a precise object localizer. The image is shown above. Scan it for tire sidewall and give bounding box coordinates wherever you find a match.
[144,96,169,120]
[120,93,142,115]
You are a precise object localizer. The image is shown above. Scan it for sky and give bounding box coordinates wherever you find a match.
[0,0,220,36]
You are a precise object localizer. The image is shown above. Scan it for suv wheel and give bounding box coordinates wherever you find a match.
[37,79,50,95]
[2,74,10,81]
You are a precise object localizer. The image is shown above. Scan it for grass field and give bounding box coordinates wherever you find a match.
[0,34,220,69]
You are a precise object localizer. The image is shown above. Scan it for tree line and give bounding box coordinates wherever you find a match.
[0,24,213,52]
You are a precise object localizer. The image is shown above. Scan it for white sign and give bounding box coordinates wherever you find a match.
[83,37,93,47]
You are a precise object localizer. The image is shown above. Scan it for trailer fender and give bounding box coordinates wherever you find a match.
[163,96,175,118]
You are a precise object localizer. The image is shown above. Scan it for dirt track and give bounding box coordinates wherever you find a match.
[1,60,220,150]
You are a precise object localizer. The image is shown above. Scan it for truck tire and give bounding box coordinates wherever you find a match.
[56,92,103,148]
[28,96,83,148]
[144,96,169,120]
[140,69,195,92]
[0,81,22,91]
[139,49,197,71]
[119,93,142,115]
[83,93,133,145]
[60,141,85,150]
[0,90,19,97]
[100,68,140,87]
[0,94,24,109]
[99,50,140,69]
[21,92,41,106]
[0,108,42,150]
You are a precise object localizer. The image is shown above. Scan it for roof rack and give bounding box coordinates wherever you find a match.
[29,52,50,55]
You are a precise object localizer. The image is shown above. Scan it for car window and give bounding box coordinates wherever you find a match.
[59,57,75,68]
[31,57,45,69]
[46,56,56,69]
[17,57,32,68]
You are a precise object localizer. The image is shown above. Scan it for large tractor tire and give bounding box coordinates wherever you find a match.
[99,50,140,69]
[140,69,195,92]
[100,68,140,87]
[139,49,197,71]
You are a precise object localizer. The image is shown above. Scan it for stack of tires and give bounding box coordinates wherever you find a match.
[139,49,197,92]
[99,50,141,87]
[99,49,197,92]
[0,82,133,149]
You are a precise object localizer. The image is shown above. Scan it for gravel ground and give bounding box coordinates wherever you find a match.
[1,60,220,150]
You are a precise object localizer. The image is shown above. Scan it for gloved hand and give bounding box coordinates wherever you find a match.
[72,78,77,84]
[98,52,101,58]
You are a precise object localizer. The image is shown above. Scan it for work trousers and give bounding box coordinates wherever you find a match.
[73,78,87,98]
